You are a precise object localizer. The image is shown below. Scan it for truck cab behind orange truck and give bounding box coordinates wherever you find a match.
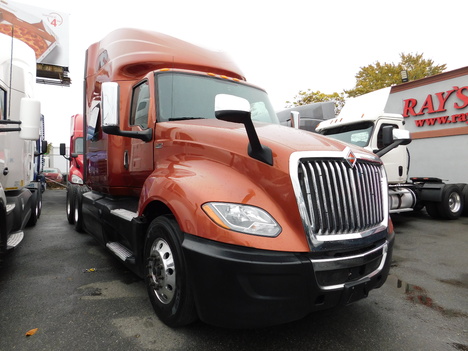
[60,114,83,224]
[69,28,394,328]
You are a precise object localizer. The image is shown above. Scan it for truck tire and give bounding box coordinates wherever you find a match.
[437,184,463,220]
[425,202,441,219]
[0,201,7,257]
[74,187,84,232]
[144,215,197,327]
[66,185,76,224]
[462,186,468,217]
[27,189,42,227]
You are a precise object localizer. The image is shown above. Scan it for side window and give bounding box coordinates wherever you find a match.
[0,87,6,120]
[130,81,149,127]
[377,123,398,149]
[74,137,84,154]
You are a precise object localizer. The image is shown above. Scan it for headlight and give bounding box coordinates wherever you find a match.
[202,202,281,237]
[71,174,83,184]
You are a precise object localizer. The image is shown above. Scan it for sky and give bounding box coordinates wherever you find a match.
[8,0,468,147]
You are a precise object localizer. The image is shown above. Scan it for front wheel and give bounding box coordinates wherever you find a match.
[144,216,197,327]
[74,187,85,232]
[66,185,76,224]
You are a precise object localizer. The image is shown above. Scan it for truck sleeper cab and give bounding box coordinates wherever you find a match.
[0,34,42,258]
[76,28,394,328]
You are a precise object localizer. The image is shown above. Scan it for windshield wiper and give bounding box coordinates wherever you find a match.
[168,117,205,121]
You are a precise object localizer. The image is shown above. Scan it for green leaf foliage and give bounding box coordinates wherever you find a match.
[345,53,446,97]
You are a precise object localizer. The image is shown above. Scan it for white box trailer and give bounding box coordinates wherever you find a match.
[0,33,42,258]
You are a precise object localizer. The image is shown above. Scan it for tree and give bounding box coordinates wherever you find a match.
[285,53,446,115]
[286,90,346,116]
[345,53,446,97]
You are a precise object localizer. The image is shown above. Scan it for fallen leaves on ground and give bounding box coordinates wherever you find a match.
[25,328,38,336]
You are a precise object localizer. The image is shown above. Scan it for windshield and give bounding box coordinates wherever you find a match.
[157,72,279,124]
[321,121,374,147]
[74,137,84,154]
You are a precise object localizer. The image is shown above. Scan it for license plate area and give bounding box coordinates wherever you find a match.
[340,277,371,305]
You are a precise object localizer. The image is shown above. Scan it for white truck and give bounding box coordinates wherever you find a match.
[0,34,42,258]
[315,87,467,220]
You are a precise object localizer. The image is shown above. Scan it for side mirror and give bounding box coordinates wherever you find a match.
[376,126,412,158]
[35,140,48,157]
[34,140,47,157]
[101,82,120,132]
[19,98,41,140]
[290,111,300,129]
[100,82,152,142]
[214,94,251,122]
[215,94,273,166]
[392,128,411,145]
[60,142,71,160]
[381,125,394,148]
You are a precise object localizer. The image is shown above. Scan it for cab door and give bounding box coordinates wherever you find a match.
[372,119,408,184]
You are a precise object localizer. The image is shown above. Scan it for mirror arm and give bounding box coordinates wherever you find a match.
[216,110,273,166]
[102,125,153,142]
[244,118,273,165]
[376,139,409,158]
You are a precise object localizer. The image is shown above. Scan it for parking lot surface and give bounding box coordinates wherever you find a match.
[0,189,467,351]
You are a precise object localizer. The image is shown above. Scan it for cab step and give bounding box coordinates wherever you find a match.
[6,203,16,215]
[7,231,24,250]
[110,208,137,221]
[106,242,135,264]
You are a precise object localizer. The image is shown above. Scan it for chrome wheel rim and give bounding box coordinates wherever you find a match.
[148,238,176,304]
[449,192,461,213]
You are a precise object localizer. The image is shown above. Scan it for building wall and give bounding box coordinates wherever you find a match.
[385,67,468,183]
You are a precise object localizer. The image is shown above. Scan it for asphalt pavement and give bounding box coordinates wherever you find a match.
[0,189,467,351]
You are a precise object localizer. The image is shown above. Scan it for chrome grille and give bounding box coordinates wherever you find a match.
[297,157,384,236]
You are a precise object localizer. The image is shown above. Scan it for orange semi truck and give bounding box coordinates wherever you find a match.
[69,28,394,328]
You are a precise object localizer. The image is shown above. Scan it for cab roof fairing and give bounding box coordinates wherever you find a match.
[85,28,246,82]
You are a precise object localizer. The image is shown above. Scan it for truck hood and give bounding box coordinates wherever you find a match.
[158,119,379,163]
[147,119,384,252]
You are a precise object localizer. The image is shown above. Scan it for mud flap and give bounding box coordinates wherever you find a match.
[340,277,371,305]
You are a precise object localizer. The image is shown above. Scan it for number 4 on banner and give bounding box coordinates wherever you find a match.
[47,13,63,28]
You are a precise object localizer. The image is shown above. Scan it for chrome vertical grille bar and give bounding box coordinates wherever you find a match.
[297,157,384,236]
[299,162,315,232]
[340,162,355,231]
[355,163,368,226]
[329,162,342,233]
[364,163,376,224]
